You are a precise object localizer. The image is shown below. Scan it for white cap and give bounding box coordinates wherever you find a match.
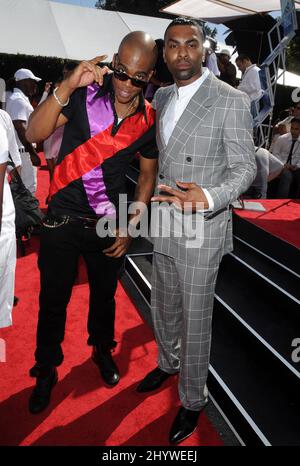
[219,49,231,58]
[14,68,41,82]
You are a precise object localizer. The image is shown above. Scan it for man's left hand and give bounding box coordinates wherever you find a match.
[151,181,209,211]
[44,82,52,94]
[103,228,132,258]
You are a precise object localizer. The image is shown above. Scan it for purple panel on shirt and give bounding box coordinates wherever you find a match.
[86,83,114,137]
[84,84,116,216]
[82,165,116,217]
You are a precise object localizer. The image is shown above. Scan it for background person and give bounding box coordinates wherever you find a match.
[0,110,20,328]
[6,69,42,194]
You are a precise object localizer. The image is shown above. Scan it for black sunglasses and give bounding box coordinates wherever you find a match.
[112,68,148,88]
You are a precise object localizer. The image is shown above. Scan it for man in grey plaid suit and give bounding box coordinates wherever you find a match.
[137,18,256,444]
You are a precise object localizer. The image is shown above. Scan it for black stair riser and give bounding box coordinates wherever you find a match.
[233,214,300,275]
[211,302,300,446]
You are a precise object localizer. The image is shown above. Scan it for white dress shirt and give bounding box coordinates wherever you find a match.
[271,132,300,167]
[6,88,34,148]
[0,110,18,231]
[237,64,263,102]
[206,52,220,77]
[162,68,214,211]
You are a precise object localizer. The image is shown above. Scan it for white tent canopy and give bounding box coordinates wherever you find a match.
[163,0,300,24]
[0,0,171,60]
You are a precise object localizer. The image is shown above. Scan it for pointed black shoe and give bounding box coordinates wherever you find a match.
[136,367,176,393]
[92,344,120,386]
[29,367,58,414]
[169,406,203,444]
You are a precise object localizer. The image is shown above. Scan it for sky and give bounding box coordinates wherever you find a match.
[52,0,95,7]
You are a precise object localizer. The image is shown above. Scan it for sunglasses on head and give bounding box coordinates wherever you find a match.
[112,68,148,88]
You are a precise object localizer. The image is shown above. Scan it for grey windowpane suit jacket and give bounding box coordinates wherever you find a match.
[151,71,257,267]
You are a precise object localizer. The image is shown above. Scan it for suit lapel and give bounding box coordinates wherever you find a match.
[161,72,219,171]
[157,86,175,151]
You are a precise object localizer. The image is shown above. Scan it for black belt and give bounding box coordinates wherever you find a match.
[43,215,103,229]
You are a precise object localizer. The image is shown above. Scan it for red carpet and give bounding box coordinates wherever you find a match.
[0,159,223,446]
[234,199,300,249]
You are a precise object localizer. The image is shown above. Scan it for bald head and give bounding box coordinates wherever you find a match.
[118,31,158,69]
[112,31,157,106]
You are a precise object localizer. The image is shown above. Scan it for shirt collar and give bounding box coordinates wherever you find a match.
[174,68,210,99]
[13,87,30,103]
[96,73,147,121]
[288,133,300,142]
[244,64,257,74]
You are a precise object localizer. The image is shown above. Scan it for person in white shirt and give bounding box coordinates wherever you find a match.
[236,54,263,118]
[271,117,300,198]
[6,69,42,194]
[205,51,220,76]
[275,102,300,135]
[269,121,288,152]
[0,110,20,328]
[249,147,284,198]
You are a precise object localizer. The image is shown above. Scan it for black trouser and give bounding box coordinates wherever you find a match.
[35,219,123,367]
[276,168,300,198]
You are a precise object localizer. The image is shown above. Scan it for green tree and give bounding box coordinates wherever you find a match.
[95,0,170,16]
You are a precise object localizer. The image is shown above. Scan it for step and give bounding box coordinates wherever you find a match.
[122,218,300,445]
[232,236,300,301]
[210,301,300,445]
[124,251,300,445]
[216,254,300,380]
[233,213,300,276]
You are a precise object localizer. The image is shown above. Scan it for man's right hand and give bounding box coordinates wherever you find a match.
[64,55,110,91]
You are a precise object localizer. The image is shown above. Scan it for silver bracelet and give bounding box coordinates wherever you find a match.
[53,87,70,107]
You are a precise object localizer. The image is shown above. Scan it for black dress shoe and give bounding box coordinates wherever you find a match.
[169,406,203,444]
[136,367,176,393]
[29,367,58,414]
[92,344,120,386]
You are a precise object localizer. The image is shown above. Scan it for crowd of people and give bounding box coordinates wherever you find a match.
[203,44,300,199]
[0,17,299,445]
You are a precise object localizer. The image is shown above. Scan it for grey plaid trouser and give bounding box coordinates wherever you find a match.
[151,252,220,410]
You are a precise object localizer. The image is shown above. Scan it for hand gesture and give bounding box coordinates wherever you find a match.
[151,181,209,211]
[65,55,110,91]
[44,82,52,94]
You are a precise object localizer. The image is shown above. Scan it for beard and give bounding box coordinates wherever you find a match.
[172,66,199,82]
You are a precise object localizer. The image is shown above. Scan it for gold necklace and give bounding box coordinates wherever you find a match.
[117,96,138,120]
